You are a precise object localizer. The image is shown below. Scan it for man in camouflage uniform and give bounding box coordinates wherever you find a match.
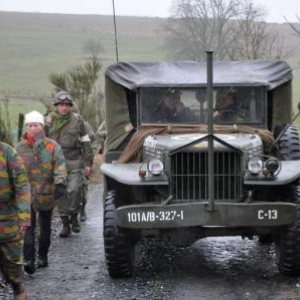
[0,141,31,300]
[16,110,67,274]
[45,91,94,237]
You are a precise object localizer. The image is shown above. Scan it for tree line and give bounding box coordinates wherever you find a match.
[162,0,299,61]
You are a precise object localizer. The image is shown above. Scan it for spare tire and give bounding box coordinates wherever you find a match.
[274,124,300,160]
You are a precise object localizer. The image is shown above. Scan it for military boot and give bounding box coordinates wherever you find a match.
[37,257,48,268]
[37,244,48,268]
[70,214,81,233]
[59,216,71,237]
[23,260,35,275]
[79,204,87,222]
[12,283,27,300]
[38,234,50,268]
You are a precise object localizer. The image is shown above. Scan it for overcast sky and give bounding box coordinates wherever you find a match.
[0,0,299,23]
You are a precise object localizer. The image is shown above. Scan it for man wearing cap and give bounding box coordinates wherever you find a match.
[0,139,30,299]
[45,91,94,237]
[213,91,247,121]
[16,110,67,274]
[154,89,197,122]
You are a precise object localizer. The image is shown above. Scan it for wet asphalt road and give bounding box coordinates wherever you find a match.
[2,183,300,299]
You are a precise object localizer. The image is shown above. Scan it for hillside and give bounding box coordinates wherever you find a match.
[0,12,165,98]
[0,11,299,99]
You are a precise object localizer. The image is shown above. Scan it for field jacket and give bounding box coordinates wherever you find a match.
[45,112,94,170]
[16,132,67,211]
[0,142,31,241]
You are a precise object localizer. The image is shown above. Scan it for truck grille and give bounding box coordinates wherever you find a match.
[170,151,242,202]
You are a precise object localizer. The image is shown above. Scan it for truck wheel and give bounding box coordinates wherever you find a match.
[276,186,300,276]
[258,234,273,244]
[263,124,300,246]
[274,124,300,160]
[103,190,134,278]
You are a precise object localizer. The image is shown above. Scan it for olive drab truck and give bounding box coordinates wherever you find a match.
[101,56,300,278]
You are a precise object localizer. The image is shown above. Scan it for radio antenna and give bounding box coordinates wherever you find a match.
[112,0,119,62]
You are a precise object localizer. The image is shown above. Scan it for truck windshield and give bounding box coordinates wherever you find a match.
[140,87,266,125]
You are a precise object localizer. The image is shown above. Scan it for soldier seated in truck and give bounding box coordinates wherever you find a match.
[151,88,199,123]
[213,90,248,122]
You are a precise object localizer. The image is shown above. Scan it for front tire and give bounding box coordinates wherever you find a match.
[276,186,300,276]
[103,190,134,278]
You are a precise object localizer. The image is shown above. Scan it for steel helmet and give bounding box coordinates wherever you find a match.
[54,91,74,106]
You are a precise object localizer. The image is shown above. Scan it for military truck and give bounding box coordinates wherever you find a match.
[101,58,300,278]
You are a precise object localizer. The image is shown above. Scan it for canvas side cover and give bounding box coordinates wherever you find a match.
[105,77,133,151]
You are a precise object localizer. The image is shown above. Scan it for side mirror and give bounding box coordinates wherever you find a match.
[297,102,300,111]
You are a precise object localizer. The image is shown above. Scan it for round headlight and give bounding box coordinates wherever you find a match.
[147,159,164,175]
[248,158,263,175]
[265,158,280,174]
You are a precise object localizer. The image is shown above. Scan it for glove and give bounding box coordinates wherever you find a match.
[54,184,66,200]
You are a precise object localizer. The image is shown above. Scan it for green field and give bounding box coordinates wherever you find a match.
[1,11,300,135]
[0,12,167,142]
[0,12,165,97]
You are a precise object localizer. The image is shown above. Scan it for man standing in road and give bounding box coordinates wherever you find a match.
[45,91,94,237]
[0,141,31,300]
[16,110,67,274]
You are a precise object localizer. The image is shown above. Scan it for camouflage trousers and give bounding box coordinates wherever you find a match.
[58,168,85,216]
[0,239,24,285]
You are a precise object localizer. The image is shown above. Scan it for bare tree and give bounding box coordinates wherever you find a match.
[286,15,300,37]
[229,2,287,60]
[162,0,287,60]
[163,0,241,60]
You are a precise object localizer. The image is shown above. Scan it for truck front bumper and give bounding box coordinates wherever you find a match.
[116,202,296,229]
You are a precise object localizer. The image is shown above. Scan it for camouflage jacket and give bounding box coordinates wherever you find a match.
[45,112,94,170]
[0,142,31,242]
[16,132,67,211]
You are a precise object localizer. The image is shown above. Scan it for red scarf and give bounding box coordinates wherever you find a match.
[27,132,36,145]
